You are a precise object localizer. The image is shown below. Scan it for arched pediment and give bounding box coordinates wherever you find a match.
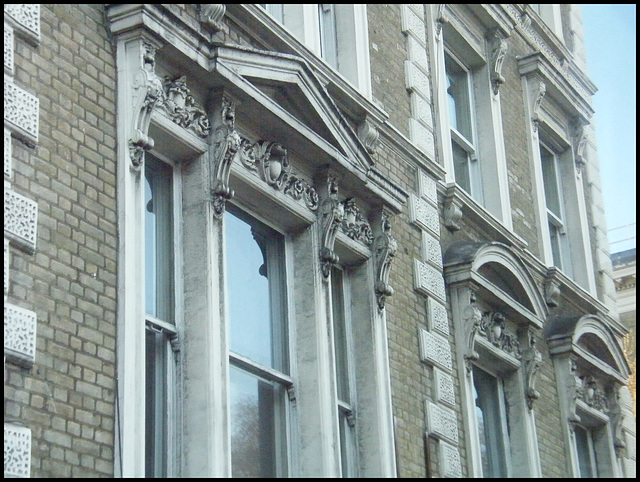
[546,314,631,383]
[444,241,547,325]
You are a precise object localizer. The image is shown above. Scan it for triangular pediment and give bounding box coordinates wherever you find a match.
[214,45,373,174]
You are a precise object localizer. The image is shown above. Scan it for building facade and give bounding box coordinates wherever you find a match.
[4,4,636,478]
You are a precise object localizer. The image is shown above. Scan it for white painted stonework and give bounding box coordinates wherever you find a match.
[414,258,446,302]
[419,327,453,372]
[438,440,463,478]
[4,81,39,143]
[434,367,456,408]
[4,303,37,366]
[428,297,449,336]
[425,400,459,445]
[4,424,31,478]
[4,189,38,253]
[409,194,440,236]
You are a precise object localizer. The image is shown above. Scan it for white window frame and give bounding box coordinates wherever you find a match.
[530,4,564,40]
[259,4,372,98]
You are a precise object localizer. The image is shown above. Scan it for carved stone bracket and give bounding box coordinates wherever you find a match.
[435,4,449,40]
[341,198,374,246]
[129,40,164,171]
[199,4,226,33]
[521,328,542,410]
[544,267,561,307]
[478,311,522,359]
[373,211,398,310]
[462,289,482,375]
[319,176,344,279]
[443,187,462,232]
[357,118,379,155]
[566,357,582,424]
[572,118,588,176]
[488,28,508,95]
[159,75,211,138]
[530,78,546,133]
[210,96,241,218]
[608,387,627,456]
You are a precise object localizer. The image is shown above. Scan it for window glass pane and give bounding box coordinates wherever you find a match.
[540,144,562,218]
[145,329,169,478]
[319,4,338,68]
[549,221,563,269]
[473,366,509,477]
[226,211,287,371]
[445,52,473,142]
[145,157,174,322]
[230,365,286,478]
[452,141,472,193]
[331,268,350,402]
[575,425,595,478]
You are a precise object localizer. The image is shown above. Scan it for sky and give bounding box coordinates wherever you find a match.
[580,4,636,254]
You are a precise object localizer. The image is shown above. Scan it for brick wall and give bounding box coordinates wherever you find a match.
[4,4,118,477]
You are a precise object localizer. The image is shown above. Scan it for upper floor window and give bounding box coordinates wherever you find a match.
[529,4,564,41]
[259,4,372,97]
[539,142,570,272]
[225,208,291,477]
[445,50,480,197]
[144,154,179,478]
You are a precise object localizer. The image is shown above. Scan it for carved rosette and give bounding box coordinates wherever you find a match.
[522,329,542,410]
[159,75,211,138]
[211,98,241,218]
[129,41,164,171]
[341,198,374,246]
[488,29,508,95]
[319,177,344,278]
[373,212,397,310]
[478,311,521,359]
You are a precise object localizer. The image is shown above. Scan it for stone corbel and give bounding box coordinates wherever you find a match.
[608,386,627,456]
[566,357,582,424]
[487,28,508,95]
[544,267,561,307]
[521,328,542,410]
[572,118,588,176]
[462,288,482,375]
[318,176,344,279]
[210,95,242,218]
[160,75,211,138]
[342,198,374,246]
[357,118,379,155]
[256,141,291,190]
[530,77,546,133]
[372,209,398,310]
[199,4,226,33]
[443,186,463,231]
[129,40,164,172]
[435,4,449,40]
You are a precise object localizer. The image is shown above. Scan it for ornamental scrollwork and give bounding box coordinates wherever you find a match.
[373,211,397,310]
[478,311,521,359]
[577,375,608,412]
[530,78,546,133]
[284,173,318,211]
[129,40,164,171]
[255,141,291,190]
[522,329,542,410]
[319,177,344,279]
[211,97,241,218]
[342,198,374,246]
[462,289,482,374]
[488,28,508,95]
[159,75,211,138]
[566,358,582,423]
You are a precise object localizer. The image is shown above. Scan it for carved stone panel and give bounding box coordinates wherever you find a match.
[4,27,13,74]
[419,328,453,372]
[419,170,438,206]
[404,61,431,99]
[409,194,440,236]
[4,81,39,143]
[4,189,38,253]
[4,239,9,296]
[414,259,446,302]
[425,400,459,445]
[4,128,11,179]
[401,5,426,45]
[4,423,32,478]
[438,440,463,478]
[4,4,40,42]
[4,303,37,367]
[428,297,449,337]
[434,367,456,408]
[422,231,443,269]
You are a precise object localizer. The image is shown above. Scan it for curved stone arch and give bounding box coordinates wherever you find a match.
[572,314,631,382]
[444,241,547,326]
